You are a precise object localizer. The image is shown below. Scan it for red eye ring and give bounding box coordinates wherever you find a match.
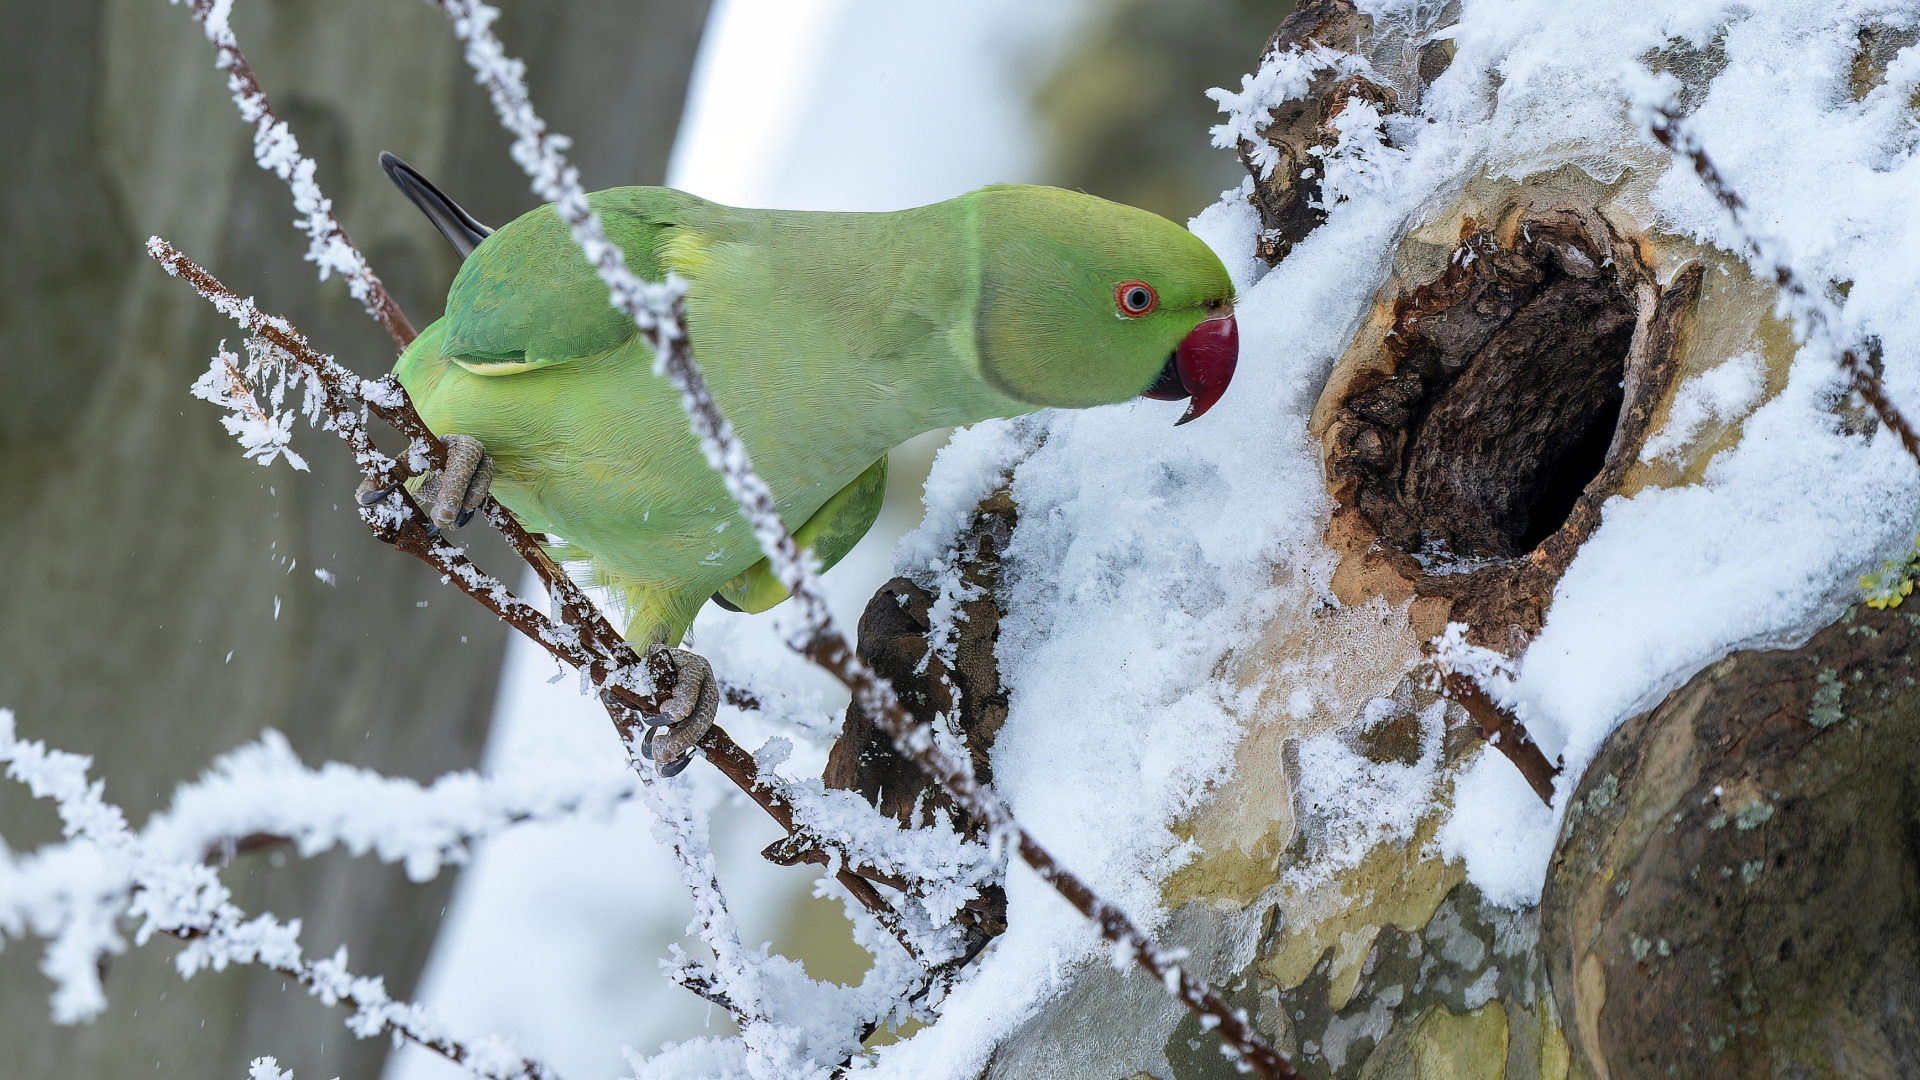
[1115,280,1157,317]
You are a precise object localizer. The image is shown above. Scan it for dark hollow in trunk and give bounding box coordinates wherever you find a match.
[1345,216,1637,564]
[1318,203,1700,648]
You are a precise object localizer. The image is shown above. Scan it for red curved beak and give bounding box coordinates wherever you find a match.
[1172,309,1237,425]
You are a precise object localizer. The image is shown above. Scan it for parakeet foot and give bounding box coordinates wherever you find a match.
[416,435,495,530]
[356,435,495,531]
[629,645,719,777]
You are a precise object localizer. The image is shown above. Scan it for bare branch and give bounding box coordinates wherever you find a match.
[1638,96,1920,468]
[170,0,416,349]
[1435,672,1560,805]
[1426,623,1561,805]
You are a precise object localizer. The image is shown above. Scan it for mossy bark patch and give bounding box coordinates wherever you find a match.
[1543,605,1920,1078]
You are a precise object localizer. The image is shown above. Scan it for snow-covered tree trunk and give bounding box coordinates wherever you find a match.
[838,2,1920,1076]
[0,3,706,1078]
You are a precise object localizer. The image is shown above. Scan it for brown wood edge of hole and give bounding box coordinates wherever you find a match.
[1313,212,1705,651]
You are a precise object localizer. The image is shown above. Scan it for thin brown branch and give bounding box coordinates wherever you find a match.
[1434,671,1561,805]
[1643,101,1920,468]
[176,0,416,349]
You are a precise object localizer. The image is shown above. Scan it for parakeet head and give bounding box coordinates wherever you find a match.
[967,185,1238,424]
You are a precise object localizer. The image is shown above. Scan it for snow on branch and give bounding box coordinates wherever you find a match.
[1631,78,1920,469]
[1206,44,1370,179]
[152,728,647,881]
[189,340,312,470]
[430,0,682,336]
[0,710,559,1080]
[169,0,416,348]
[147,237,622,691]
[428,3,1300,1075]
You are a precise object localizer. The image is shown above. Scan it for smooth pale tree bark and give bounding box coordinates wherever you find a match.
[0,2,706,1077]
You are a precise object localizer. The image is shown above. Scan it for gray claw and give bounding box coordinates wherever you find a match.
[643,645,719,773]
[419,435,494,530]
[355,478,399,506]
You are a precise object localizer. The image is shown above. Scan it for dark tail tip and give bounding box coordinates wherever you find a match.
[379,151,494,260]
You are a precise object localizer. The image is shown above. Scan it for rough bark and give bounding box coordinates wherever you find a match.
[1235,0,1393,265]
[0,3,706,1078]
[827,490,1019,955]
[1542,604,1920,1079]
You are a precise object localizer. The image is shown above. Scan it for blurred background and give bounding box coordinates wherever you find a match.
[0,1,1288,1077]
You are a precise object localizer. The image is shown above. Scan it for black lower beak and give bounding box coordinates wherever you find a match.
[1140,352,1189,402]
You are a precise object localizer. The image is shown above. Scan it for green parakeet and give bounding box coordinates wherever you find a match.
[377,155,1237,770]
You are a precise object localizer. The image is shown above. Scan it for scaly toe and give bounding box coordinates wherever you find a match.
[643,645,720,774]
[426,434,492,530]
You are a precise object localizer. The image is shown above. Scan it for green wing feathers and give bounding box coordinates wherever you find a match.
[713,455,889,614]
[439,188,728,374]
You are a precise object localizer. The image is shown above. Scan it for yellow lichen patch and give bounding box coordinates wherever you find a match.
[1358,1003,1510,1080]
[1536,991,1571,1080]
[1260,812,1464,1000]
[1162,590,1425,909]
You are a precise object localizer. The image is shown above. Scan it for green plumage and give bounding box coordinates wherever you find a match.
[395,184,1231,644]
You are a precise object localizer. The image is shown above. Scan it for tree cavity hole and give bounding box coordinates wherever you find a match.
[1342,216,1639,563]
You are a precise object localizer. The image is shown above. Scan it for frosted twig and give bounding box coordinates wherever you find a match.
[163,728,647,880]
[0,711,558,1080]
[166,0,650,693]
[1426,624,1560,805]
[146,237,649,693]
[1635,94,1920,468]
[1206,44,1365,179]
[169,0,416,349]
[143,10,1001,1069]
[428,4,1297,1075]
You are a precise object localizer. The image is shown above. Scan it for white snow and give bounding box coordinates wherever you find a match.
[871,3,1920,1067]
[1639,351,1767,463]
[1455,0,1920,900]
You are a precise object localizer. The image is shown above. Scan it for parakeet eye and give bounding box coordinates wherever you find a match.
[1115,281,1158,317]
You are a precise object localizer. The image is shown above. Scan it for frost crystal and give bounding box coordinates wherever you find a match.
[1206,45,1369,178]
